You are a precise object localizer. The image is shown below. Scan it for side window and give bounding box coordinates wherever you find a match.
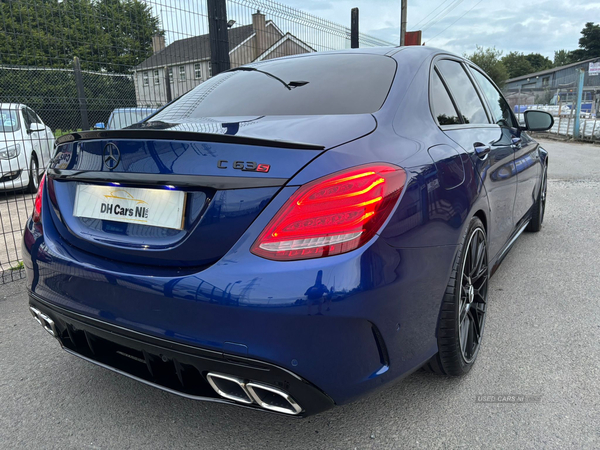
[436,60,489,125]
[470,69,516,128]
[27,108,41,124]
[21,108,32,129]
[431,69,461,125]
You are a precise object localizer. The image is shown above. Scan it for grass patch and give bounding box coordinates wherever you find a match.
[9,261,24,271]
[53,128,83,138]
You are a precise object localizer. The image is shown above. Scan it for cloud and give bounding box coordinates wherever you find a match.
[293,0,600,57]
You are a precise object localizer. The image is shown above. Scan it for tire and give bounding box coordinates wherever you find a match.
[26,154,40,194]
[526,164,547,232]
[424,216,489,376]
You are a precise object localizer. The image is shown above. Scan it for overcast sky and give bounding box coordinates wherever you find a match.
[283,0,600,58]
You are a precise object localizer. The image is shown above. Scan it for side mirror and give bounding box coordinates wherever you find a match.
[523,110,554,132]
[93,122,106,130]
[28,122,46,133]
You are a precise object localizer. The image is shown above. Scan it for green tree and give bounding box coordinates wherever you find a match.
[570,22,600,62]
[0,0,161,72]
[553,50,572,67]
[524,53,553,72]
[501,52,534,78]
[464,46,509,87]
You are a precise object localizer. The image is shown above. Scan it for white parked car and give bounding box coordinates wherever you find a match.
[0,103,55,193]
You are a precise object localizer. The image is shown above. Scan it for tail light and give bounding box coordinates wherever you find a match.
[32,174,46,223]
[251,164,406,261]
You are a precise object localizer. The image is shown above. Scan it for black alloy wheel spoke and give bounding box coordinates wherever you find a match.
[470,237,484,278]
[469,235,478,276]
[460,315,470,355]
[459,301,468,324]
[472,264,488,284]
[468,309,481,342]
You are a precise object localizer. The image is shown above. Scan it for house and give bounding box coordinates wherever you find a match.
[133,11,315,107]
[503,57,600,109]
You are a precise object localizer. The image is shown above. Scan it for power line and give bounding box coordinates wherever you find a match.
[427,0,485,43]
[410,0,452,29]
[421,0,467,33]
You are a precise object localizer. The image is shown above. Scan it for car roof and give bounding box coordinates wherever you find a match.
[243,46,464,74]
[0,103,25,109]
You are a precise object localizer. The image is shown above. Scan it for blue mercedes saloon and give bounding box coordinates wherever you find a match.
[24,47,553,416]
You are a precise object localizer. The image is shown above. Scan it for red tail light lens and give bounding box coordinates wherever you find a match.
[251,164,406,261]
[32,174,46,223]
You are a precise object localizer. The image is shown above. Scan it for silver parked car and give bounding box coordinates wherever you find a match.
[0,103,55,192]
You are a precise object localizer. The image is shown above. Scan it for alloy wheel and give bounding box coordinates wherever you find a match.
[458,227,488,363]
[540,168,547,223]
[31,158,40,190]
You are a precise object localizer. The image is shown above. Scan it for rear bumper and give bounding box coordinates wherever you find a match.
[23,194,458,407]
[29,293,334,417]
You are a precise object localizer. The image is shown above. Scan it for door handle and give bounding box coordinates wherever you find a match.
[511,137,522,149]
[473,142,490,159]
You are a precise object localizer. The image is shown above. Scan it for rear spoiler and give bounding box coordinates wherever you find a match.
[55,129,325,151]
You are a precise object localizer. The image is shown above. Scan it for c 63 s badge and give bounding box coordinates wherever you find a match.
[217,160,271,173]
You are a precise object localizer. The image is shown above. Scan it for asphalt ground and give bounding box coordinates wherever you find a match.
[0,138,598,449]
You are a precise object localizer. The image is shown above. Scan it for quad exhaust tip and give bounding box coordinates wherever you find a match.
[30,307,57,337]
[206,372,302,415]
[206,373,254,404]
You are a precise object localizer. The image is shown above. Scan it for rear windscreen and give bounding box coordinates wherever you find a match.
[110,110,156,129]
[152,54,397,119]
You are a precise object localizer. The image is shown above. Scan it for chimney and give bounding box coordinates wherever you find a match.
[252,10,266,60]
[152,33,165,55]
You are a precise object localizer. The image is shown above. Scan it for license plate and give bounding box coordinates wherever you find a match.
[74,184,186,230]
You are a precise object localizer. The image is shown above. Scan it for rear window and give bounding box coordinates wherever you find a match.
[109,110,156,129]
[153,54,397,119]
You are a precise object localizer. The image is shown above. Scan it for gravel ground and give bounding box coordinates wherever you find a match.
[0,138,598,449]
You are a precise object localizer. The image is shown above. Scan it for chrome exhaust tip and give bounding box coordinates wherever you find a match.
[206,373,253,404]
[246,382,303,415]
[29,307,57,337]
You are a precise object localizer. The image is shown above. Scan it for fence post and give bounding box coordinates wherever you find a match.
[207,0,230,76]
[164,66,172,103]
[351,8,359,48]
[73,57,89,130]
[573,68,585,139]
[557,116,562,136]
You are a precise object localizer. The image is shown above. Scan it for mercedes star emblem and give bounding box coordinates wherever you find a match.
[103,143,121,170]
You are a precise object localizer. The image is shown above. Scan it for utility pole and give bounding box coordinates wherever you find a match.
[72,57,89,131]
[400,0,407,46]
[207,0,230,76]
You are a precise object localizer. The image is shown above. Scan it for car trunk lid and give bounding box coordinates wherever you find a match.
[45,114,377,267]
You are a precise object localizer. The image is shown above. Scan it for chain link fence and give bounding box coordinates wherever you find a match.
[503,66,600,141]
[0,0,393,282]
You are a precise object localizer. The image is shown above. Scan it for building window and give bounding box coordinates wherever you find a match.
[179,66,186,82]
[168,67,173,83]
[542,77,550,87]
[154,70,160,85]
[143,71,149,86]
[208,62,212,77]
[194,63,202,79]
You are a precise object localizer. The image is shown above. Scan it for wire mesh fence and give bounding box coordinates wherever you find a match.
[0,0,393,281]
[502,64,600,141]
